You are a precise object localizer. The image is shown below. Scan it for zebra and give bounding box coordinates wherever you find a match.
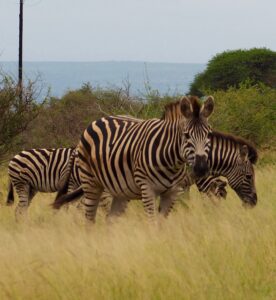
[7,147,80,218]
[195,130,258,206]
[53,96,215,222]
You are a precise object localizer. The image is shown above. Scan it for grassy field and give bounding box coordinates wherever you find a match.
[0,165,275,300]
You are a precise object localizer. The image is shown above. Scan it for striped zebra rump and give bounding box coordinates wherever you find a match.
[7,147,77,219]
[8,148,74,193]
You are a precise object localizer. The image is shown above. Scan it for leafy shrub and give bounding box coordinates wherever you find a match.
[17,83,275,155]
[190,48,276,96]
[0,73,42,161]
[209,84,276,147]
[21,84,144,149]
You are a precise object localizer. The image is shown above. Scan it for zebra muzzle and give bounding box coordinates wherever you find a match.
[193,155,209,178]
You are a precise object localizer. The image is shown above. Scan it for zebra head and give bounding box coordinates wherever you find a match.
[228,145,257,206]
[180,96,214,178]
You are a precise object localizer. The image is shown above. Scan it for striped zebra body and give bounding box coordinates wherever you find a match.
[196,130,258,206]
[7,147,79,218]
[60,96,215,222]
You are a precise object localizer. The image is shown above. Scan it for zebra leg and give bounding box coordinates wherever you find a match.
[14,183,31,220]
[28,187,37,206]
[140,183,157,221]
[108,197,128,219]
[159,188,179,217]
[82,181,103,223]
[100,191,113,217]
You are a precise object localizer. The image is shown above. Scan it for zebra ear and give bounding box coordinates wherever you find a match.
[200,96,214,119]
[180,96,193,119]
[240,145,249,161]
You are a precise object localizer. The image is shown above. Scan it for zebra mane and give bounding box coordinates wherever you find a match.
[212,130,258,164]
[162,96,202,120]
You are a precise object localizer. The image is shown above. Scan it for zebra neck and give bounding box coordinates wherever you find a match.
[147,120,186,171]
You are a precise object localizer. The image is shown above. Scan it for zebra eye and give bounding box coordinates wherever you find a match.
[245,174,252,180]
[184,133,190,139]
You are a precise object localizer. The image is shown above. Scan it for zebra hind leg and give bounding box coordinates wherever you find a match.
[14,184,31,221]
[82,181,104,223]
[140,183,157,223]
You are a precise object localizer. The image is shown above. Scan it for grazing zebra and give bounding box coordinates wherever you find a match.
[196,130,258,206]
[7,147,80,218]
[53,96,215,222]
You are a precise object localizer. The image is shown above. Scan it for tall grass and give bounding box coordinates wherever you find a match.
[0,166,275,299]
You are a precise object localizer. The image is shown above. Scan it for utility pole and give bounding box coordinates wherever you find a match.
[18,0,24,100]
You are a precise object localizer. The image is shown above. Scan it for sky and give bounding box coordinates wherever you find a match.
[0,0,275,63]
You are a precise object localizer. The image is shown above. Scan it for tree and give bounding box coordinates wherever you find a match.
[0,73,42,161]
[190,48,276,96]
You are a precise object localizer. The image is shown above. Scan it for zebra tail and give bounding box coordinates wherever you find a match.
[6,180,14,206]
[52,187,84,209]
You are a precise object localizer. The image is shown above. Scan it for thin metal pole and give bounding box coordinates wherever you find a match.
[18,0,23,100]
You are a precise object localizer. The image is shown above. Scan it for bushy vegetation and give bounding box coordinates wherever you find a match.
[190,48,276,96]
[0,165,275,299]
[19,83,144,149]
[13,82,274,158]
[209,83,276,147]
[0,73,42,161]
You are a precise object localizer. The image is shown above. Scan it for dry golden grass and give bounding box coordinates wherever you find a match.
[0,166,275,300]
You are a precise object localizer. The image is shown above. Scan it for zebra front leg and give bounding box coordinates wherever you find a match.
[159,188,179,218]
[140,183,157,222]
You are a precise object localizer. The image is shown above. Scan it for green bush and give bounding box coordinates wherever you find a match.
[209,84,276,147]
[190,48,276,96]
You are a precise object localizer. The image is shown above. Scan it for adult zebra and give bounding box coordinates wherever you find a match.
[54,96,215,222]
[7,148,80,218]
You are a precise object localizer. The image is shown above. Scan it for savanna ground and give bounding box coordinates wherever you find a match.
[0,163,275,300]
